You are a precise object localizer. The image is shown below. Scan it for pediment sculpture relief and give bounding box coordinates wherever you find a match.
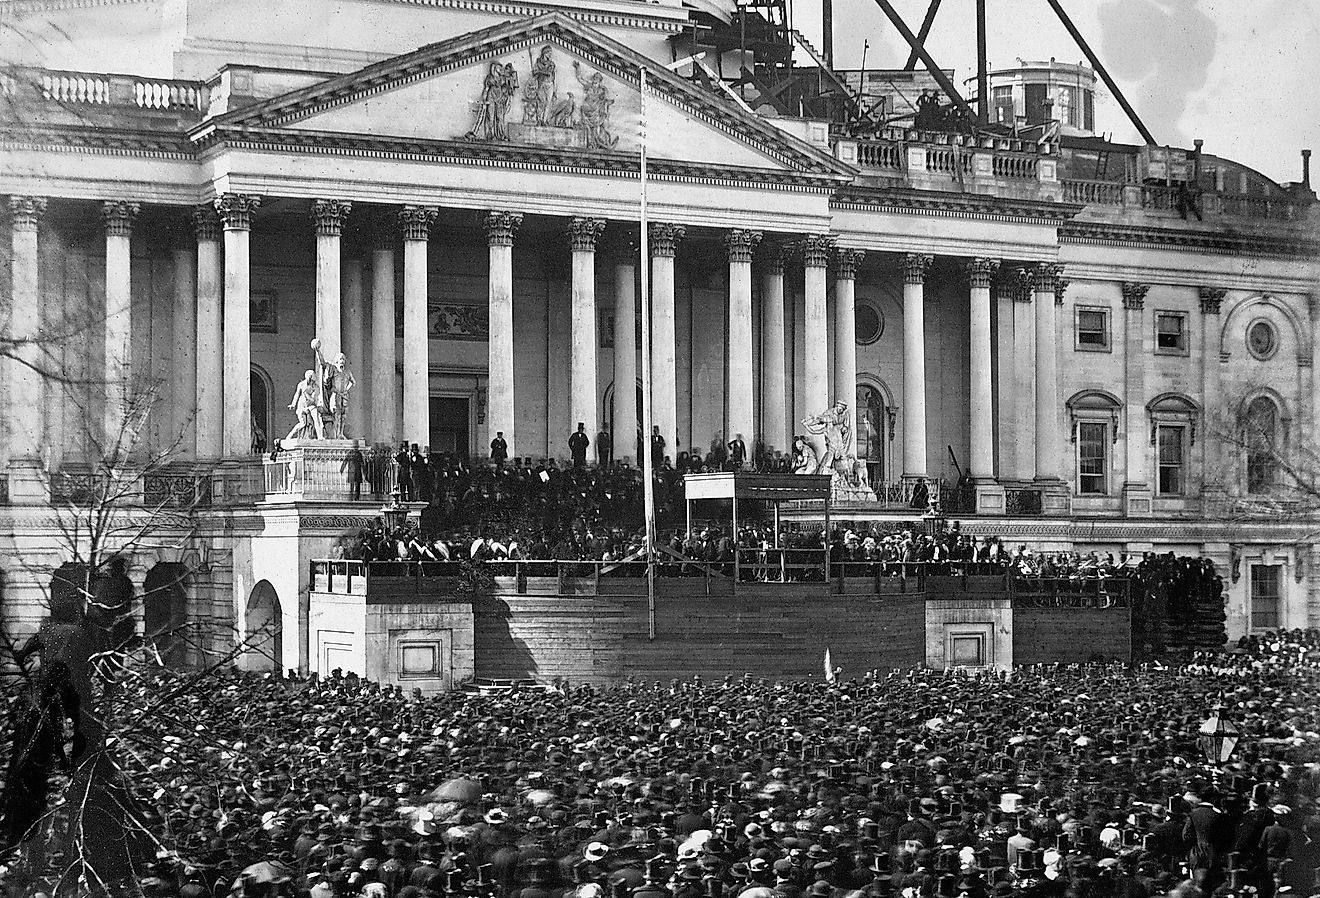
[465,46,619,150]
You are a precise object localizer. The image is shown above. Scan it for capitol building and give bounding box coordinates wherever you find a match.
[0,0,1317,678]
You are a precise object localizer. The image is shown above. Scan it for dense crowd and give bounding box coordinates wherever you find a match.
[4,632,1319,897]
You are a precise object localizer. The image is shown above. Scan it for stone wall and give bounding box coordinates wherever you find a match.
[1012,605,1132,665]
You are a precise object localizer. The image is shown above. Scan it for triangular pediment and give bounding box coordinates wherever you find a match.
[206,13,851,181]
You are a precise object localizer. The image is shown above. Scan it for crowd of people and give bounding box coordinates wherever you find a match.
[3,630,1318,897]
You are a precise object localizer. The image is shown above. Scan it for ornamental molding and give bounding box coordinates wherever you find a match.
[192,204,221,241]
[833,247,865,280]
[1054,278,1069,306]
[568,216,607,252]
[801,235,836,269]
[1033,262,1065,294]
[1121,282,1149,311]
[101,200,140,236]
[299,515,380,532]
[831,188,1082,226]
[8,196,47,233]
[725,229,763,264]
[1199,286,1227,315]
[0,124,194,158]
[399,205,438,240]
[214,193,261,230]
[1009,267,1034,303]
[900,252,932,285]
[1060,222,1320,261]
[965,258,1000,289]
[760,242,792,275]
[649,223,686,258]
[484,210,523,246]
[311,199,353,237]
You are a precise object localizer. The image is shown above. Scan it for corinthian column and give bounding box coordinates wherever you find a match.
[611,243,638,464]
[399,206,437,446]
[901,252,932,478]
[371,219,399,446]
[833,247,865,430]
[215,193,261,457]
[569,217,606,453]
[759,245,789,455]
[802,235,834,418]
[312,199,351,361]
[726,229,761,450]
[1010,267,1037,481]
[1033,263,1064,482]
[193,205,224,459]
[1121,281,1151,515]
[649,223,685,457]
[6,196,46,463]
[1200,287,1227,501]
[172,236,197,459]
[967,258,999,482]
[103,200,139,447]
[486,211,522,456]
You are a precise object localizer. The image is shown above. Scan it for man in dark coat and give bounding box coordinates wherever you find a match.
[728,434,747,471]
[597,428,613,468]
[491,432,509,468]
[395,441,413,500]
[569,424,590,470]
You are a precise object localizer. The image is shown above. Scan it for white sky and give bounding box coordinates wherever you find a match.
[792,0,1320,184]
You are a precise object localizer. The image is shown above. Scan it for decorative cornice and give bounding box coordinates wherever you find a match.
[649,223,686,258]
[1011,267,1034,303]
[725,229,763,264]
[311,199,352,237]
[484,210,523,247]
[832,187,1083,226]
[192,204,221,242]
[101,200,140,237]
[399,205,438,241]
[966,258,1000,289]
[1060,221,1320,262]
[901,252,933,285]
[1121,282,1149,311]
[568,216,606,253]
[833,247,866,280]
[8,196,47,233]
[761,243,791,276]
[1054,278,1070,306]
[214,193,261,231]
[0,123,195,158]
[1199,286,1227,315]
[802,235,836,269]
[1034,262,1065,294]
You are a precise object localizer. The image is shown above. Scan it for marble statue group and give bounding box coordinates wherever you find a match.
[795,400,876,501]
[286,338,356,442]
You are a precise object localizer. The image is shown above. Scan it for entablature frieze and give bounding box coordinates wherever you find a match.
[1061,221,1320,262]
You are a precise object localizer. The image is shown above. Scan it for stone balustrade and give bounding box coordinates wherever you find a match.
[0,66,208,120]
[1062,177,1306,222]
[262,442,398,503]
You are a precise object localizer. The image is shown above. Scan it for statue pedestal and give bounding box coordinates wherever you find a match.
[973,480,1006,515]
[279,438,365,450]
[6,458,47,505]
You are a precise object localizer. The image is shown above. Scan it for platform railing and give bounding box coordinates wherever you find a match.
[263,447,397,502]
[1008,576,1130,608]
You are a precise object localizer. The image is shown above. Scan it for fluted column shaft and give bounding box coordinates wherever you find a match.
[312,200,351,361]
[194,206,224,459]
[901,253,932,477]
[759,247,789,454]
[1011,268,1037,480]
[103,201,139,447]
[7,197,46,461]
[833,248,864,441]
[1122,282,1151,489]
[1199,288,1226,492]
[569,217,605,452]
[342,256,366,440]
[172,244,197,458]
[216,193,259,456]
[650,223,685,457]
[968,258,1000,481]
[726,229,761,447]
[612,250,638,465]
[400,206,437,446]
[371,238,399,446]
[486,211,522,456]
[1034,264,1063,480]
[803,236,833,419]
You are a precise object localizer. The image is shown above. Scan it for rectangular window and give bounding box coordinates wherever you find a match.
[1157,426,1185,495]
[1076,308,1110,350]
[1057,85,1079,127]
[1250,565,1282,630]
[993,86,1014,124]
[1078,422,1108,495]
[1156,312,1189,353]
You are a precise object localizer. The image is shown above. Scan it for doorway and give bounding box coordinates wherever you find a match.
[430,397,470,461]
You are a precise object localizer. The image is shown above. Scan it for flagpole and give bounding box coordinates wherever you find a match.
[639,66,657,641]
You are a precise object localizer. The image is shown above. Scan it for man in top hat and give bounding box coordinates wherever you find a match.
[570,424,590,470]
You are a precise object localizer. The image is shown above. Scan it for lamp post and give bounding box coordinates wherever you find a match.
[381,486,408,533]
[1198,703,1241,766]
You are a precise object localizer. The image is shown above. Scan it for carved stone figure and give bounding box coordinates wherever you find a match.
[313,338,356,440]
[547,92,577,128]
[791,435,817,475]
[467,61,519,142]
[573,61,618,149]
[523,46,557,126]
[286,369,325,441]
[802,401,875,501]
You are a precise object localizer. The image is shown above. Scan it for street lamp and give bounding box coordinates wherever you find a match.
[381,487,408,533]
[1198,703,1241,766]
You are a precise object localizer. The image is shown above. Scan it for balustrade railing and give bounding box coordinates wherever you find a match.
[992,152,1038,179]
[263,446,398,502]
[1009,576,1130,608]
[143,472,213,508]
[1004,488,1043,516]
[2,66,206,112]
[50,470,98,505]
[855,140,903,170]
[1060,178,1306,222]
[1061,178,1125,206]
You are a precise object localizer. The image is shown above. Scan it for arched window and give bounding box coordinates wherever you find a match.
[1066,391,1122,496]
[855,383,891,485]
[1245,396,1278,494]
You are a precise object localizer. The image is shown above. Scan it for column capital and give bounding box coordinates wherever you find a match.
[801,234,835,269]
[1033,262,1066,293]
[8,196,47,233]
[399,206,438,241]
[649,222,686,258]
[725,229,763,264]
[965,257,1000,289]
[1011,267,1035,302]
[833,247,866,280]
[568,216,606,253]
[1199,286,1227,314]
[1121,281,1149,311]
[312,199,352,237]
[214,193,261,231]
[1054,278,1070,306]
[102,200,140,237]
[484,210,523,247]
[192,204,221,241]
[901,252,933,285]
[760,242,791,275]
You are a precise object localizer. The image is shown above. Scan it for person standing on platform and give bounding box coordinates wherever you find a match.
[490,431,508,469]
[569,424,590,470]
[596,427,612,468]
[650,426,665,471]
[395,441,412,501]
[728,433,747,471]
